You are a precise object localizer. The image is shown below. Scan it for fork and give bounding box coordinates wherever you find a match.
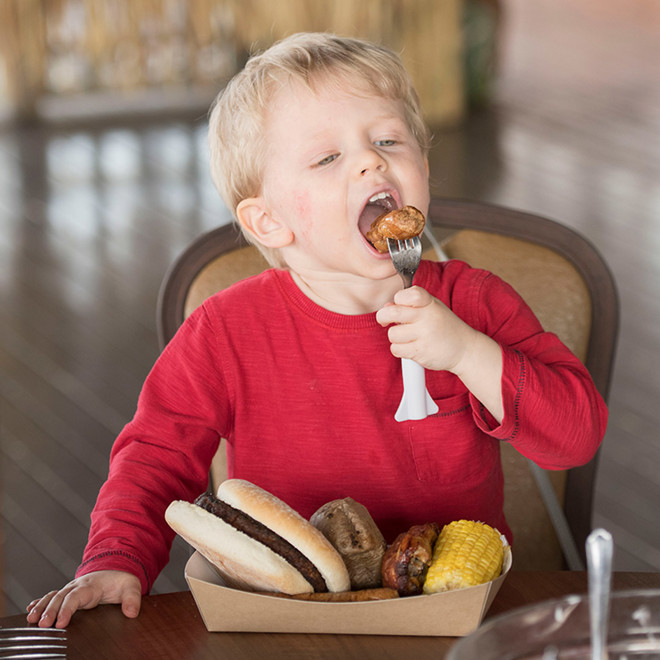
[387,236,439,422]
[0,628,67,659]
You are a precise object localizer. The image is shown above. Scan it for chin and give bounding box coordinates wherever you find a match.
[367,260,399,283]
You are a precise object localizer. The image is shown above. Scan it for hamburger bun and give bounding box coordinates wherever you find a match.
[165,479,350,595]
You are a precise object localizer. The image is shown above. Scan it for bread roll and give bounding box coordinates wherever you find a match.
[218,480,350,593]
[166,499,314,594]
[166,479,351,594]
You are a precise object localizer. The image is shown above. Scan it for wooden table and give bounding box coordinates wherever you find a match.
[2,572,660,659]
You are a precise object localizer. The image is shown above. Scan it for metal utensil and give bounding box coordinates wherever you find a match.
[586,528,614,660]
[0,627,67,659]
[387,236,439,421]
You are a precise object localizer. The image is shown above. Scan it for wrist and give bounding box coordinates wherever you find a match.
[450,332,504,424]
[449,329,492,379]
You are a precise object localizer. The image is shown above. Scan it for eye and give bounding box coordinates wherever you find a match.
[316,153,338,167]
[375,139,396,147]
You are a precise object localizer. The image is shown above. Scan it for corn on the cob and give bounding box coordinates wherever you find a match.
[423,520,504,593]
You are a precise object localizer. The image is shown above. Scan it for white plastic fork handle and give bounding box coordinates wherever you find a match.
[394,358,439,422]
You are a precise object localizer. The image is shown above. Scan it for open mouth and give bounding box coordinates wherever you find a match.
[358,192,398,245]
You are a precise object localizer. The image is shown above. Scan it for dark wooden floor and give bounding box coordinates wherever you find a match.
[2,0,660,616]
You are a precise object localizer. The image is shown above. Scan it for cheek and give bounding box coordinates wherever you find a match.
[293,190,311,219]
[264,174,312,234]
[292,190,315,241]
[411,160,431,208]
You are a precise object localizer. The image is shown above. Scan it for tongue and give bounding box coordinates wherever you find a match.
[359,203,389,236]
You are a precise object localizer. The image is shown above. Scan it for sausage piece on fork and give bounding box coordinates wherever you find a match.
[365,205,426,253]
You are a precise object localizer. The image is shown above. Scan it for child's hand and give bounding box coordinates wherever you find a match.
[26,570,142,629]
[376,286,475,373]
[376,286,504,422]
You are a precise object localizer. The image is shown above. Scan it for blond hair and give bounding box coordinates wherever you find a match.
[208,32,431,267]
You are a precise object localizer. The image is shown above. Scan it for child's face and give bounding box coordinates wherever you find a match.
[254,75,430,282]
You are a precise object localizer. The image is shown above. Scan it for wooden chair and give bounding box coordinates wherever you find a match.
[157,198,619,571]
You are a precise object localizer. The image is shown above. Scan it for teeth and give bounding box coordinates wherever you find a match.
[368,192,392,203]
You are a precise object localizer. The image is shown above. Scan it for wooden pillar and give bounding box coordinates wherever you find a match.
[227,0,466,128]
[0,0,48,121]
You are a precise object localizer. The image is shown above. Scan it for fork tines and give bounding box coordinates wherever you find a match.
[387,235,423,289]
[386,235,422,252]
[0,627,67,659]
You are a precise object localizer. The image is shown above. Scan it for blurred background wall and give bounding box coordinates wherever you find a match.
[0,0,495,125]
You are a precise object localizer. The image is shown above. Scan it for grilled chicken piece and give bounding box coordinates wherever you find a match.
[381,522,440,596]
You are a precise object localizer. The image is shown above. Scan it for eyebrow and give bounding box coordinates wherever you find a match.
[306,112,407,141]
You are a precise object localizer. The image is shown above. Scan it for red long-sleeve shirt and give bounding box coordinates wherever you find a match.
[77,259,607,593]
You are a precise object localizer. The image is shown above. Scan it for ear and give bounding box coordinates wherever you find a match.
[236,197,294,248]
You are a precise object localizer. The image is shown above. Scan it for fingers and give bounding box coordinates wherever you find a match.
[376,287,433,327]
[386,322,416,348]
[26,572,143,629]
[393,286,431,307]
[376,304,415,327]
[26,590,59,626]
[376,300,419,328]
[376,292,429,357]
[377,287,469,369]
[27,585,83,629]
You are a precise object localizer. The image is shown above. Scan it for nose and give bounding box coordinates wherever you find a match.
[359,147,386,175]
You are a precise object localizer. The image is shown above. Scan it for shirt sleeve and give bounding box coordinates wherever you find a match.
[467,271,608,470]
[76,304,229,593]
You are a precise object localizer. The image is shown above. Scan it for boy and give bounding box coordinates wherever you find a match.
[28,33,607,628]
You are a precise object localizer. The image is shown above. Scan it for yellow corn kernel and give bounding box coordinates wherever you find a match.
[423,520,504,594]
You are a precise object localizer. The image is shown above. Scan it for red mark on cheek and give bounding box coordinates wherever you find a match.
[293,191,312,239]
[294,191,310,217]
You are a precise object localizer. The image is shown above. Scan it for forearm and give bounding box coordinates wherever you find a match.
[394,261,607,468]
[485,345,608,469]
[80,430,216,592]
[80,306,228,590]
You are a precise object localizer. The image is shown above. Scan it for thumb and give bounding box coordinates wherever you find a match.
[120,587,141,619]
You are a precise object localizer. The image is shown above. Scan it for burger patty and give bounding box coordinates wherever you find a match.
[195,492,327,592]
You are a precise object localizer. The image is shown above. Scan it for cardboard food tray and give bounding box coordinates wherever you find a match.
[184,547,512,637]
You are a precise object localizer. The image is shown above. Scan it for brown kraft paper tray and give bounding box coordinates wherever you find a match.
[184,546,512,637]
